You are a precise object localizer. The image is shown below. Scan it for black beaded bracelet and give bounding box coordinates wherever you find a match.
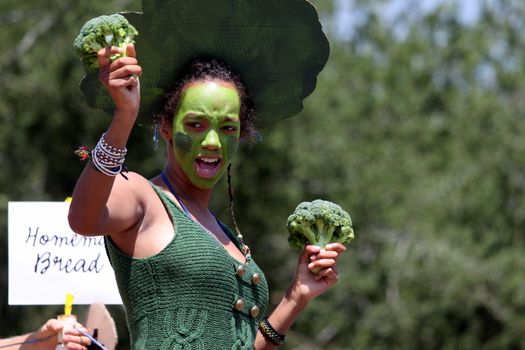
[258,318,285,346]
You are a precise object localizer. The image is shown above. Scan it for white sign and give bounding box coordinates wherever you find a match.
[8,202,122,305]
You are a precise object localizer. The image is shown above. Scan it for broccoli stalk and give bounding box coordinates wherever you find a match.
[287,199,354,272]
[313,219,336,247]
[73,14,139,73]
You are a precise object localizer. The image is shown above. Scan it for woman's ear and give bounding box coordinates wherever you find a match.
[159,116,172,141]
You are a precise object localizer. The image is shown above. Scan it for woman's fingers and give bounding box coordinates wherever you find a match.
[308,243,347,262]
[305,244,347,281]
[97,46,138,69]
[309,249,338,261]
[95,53,142,105]
[301,244,347,280]
[109,56,139,70]
[63,328,91,350]
[103,58,141,77]
[109,63,142,80]
[308,257,338,271]
[107,64,141,89]
[298,245,320,265]
[324,243,347,253]
[314,267,338,283]
[97,46,121,68]
[125,43,136,57]
[97,46,141,84]
[64,337,88,350]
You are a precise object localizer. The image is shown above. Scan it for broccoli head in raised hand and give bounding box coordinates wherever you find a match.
[73,13,139,73]
[287,199,354,250]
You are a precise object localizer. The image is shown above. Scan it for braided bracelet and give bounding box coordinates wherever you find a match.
[258,318,285,346]
[90,133,127,177]
[99,132,127,157]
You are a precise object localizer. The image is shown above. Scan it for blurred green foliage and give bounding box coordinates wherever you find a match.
[1,0,525,349]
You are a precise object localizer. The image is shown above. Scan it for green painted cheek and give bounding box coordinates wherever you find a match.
[226,136,239,161]
[174,132,193,154]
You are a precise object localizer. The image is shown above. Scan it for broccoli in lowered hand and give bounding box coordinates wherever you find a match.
[287,199,354,251]
[73,13,139,73]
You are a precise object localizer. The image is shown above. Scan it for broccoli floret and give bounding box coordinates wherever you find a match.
[287,199,354,250]
[73,14,139,73]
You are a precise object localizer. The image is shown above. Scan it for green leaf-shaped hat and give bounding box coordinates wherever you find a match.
[80,0,330,123]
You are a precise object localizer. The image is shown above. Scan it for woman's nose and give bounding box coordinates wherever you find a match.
[201,129,220,149]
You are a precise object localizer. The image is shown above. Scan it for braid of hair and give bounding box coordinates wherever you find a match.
[227,164,242,237]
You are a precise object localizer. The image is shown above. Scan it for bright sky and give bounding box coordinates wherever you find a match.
[334,0,482,40]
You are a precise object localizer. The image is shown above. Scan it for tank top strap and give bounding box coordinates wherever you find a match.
[150,181,242,251]
[216,219,242,249]
[149,181,187,225]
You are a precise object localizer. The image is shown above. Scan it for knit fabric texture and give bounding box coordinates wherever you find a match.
[105,185,269,349]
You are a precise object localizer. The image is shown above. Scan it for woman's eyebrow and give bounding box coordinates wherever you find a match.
[184,112,206,119]
[223,116,240,122]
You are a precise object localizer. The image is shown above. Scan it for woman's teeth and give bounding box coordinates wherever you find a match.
[200,158,220,164]
[195,157,221,177]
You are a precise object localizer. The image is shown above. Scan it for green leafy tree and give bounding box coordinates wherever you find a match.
[2,0,525,349]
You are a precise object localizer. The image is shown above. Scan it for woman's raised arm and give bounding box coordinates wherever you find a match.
[68,44,145,237]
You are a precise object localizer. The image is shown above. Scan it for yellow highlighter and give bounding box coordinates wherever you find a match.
[64,293,74,316]
[56,294,77,350]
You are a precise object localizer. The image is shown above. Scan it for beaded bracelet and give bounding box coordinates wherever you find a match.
[258,318,285,346]
[99,132,127,158]
[90,133,127,177]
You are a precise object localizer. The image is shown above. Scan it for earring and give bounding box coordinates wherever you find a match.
[152,121,160,150]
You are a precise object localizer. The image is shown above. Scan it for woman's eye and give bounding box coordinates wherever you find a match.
[222,125,238,132]
[186,122,203,129]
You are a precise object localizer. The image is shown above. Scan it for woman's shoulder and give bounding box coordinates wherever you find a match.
[114,171,155,192]
[112,171,161,209]
[118,170,149,183]
[110,171,175,257]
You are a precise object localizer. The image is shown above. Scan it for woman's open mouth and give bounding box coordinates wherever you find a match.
[194,156,222,177]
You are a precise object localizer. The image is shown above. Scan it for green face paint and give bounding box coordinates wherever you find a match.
[171,80,241,189]
[174,132,193,154]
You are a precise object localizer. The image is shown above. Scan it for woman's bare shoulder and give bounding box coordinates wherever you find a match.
[111,171,175,257]
[113,171,156,196]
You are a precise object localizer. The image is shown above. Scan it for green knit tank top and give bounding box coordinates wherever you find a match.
[105,185,269,349]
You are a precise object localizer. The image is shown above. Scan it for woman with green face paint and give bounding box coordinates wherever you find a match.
[166,81,242,189]
[69,46,346,349]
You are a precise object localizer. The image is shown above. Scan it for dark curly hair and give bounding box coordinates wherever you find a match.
[155,58,258,143]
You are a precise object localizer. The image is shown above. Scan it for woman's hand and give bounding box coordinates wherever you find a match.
[97,44,142,117]
[32,318,91,350]
[287,243,347,305]
[62,324,92,350]
[253,244,346,348]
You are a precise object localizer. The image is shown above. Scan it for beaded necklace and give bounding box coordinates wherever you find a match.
[160,172,252,265]
[160,172,262,312]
